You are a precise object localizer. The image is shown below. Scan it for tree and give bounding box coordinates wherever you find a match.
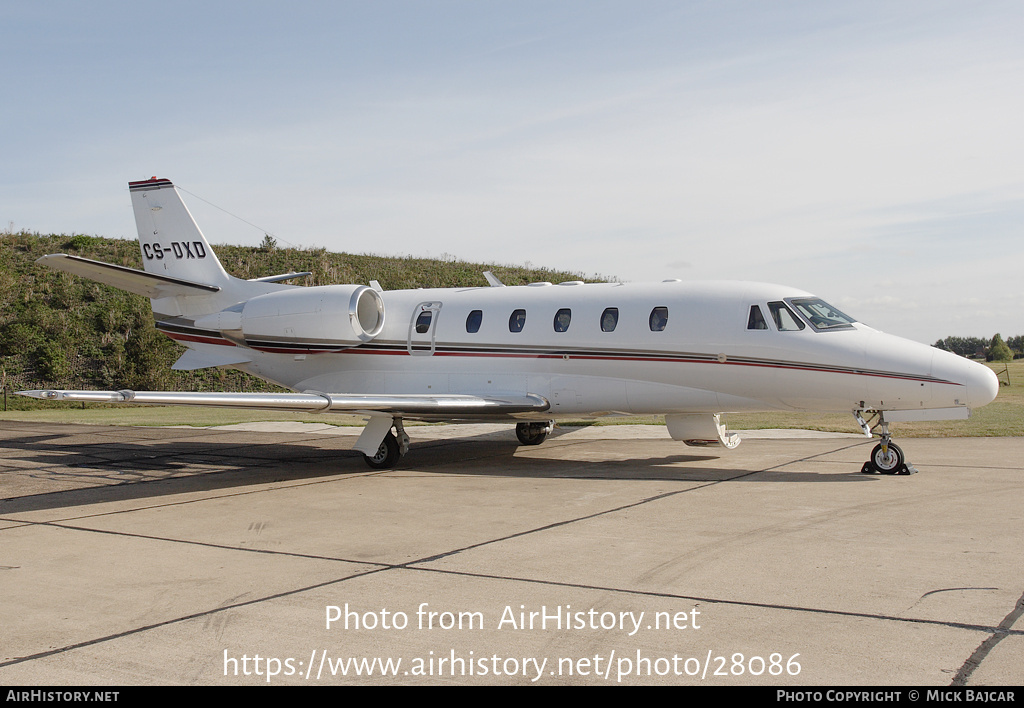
[934,336,987,358]
[988,333,1014,362]
[1008,335,1024,359]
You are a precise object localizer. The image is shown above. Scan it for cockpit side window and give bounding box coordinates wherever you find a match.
[747,305,768,330]
[768,301,804,331]
[788,298,857,331]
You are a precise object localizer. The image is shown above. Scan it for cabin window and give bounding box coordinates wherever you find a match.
[553,308,571,332]
[768,301,804,331]
[415,310,432,334]
[788,298,856,330]
[509,309,526,333]
[649,306,668,332]
[466,310,483,333]
[601,307,618,332]
[747,305,768,330]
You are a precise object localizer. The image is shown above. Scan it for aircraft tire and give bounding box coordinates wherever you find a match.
[364,431,400,469]
[869,442,904,475]
[516,422,549,446]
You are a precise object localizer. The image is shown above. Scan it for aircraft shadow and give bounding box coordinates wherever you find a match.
[0,426,874,514]
[410,434,874,484]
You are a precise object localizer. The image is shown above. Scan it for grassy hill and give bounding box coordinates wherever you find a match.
[0,231,598,405]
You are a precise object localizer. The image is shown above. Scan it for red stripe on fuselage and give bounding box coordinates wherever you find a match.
[336,346,947,385]
[176,336,950,387]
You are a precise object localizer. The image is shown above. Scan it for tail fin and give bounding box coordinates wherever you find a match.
[126,177,285,318]
[129,177,231,287]
[36,178,287,368]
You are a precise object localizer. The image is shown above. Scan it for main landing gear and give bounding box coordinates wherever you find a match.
[362,419,555,469]
[363,418,410,470]
[516,421,553,446]
[854,411,917,475]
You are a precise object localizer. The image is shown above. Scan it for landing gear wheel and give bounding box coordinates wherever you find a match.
[862,442,915,475]
[364,431,400,469]
[516,422,551,446]
[870,442,903,474]
[855,411,917,475]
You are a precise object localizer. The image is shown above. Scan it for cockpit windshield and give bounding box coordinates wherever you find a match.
[788,298,857,331]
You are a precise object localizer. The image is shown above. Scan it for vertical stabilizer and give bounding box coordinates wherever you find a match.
[129,177,231,287]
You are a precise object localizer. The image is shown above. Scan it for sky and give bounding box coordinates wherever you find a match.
[2,0,1022,344]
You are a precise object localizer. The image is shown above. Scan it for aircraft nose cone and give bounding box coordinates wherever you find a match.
[965,361,1000,409]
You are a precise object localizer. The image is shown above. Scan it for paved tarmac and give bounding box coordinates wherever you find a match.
[0,420,1021,686]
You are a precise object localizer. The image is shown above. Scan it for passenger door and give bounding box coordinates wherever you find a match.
[407,301,442,356]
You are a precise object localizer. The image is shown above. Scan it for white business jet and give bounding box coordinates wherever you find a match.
[20,177,999,473]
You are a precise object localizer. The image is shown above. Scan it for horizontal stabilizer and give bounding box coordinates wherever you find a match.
[17,389,550,418]
[248,272,312,283]
[171,349,253,371]
[37,254,220,299]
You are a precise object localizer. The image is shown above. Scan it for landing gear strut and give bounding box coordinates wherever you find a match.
[516,421,553,446]
[854,411,917,475]
[363,418,410,469]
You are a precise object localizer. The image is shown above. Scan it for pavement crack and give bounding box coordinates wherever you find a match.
[951,588,1024,686]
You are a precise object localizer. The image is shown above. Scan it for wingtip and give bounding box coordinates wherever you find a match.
[35,253,68,264]
[16,389,58,399]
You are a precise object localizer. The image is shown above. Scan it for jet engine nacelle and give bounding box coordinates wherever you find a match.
[195,284,385,346]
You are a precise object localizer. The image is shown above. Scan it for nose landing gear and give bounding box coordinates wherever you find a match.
[854,411,918,475]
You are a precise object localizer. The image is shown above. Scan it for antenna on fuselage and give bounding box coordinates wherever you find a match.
[483,271,505,287]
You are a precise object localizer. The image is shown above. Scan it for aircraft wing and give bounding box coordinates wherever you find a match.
[36,254,221,299]
[17,389,550,419]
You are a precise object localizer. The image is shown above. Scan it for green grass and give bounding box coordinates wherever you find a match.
[2,362,1020,436]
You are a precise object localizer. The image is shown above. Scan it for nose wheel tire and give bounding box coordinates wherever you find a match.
[872,442,903,473]
[861,442,916,475]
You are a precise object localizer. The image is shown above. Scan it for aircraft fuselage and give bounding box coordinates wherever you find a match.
[160,278,996,421]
